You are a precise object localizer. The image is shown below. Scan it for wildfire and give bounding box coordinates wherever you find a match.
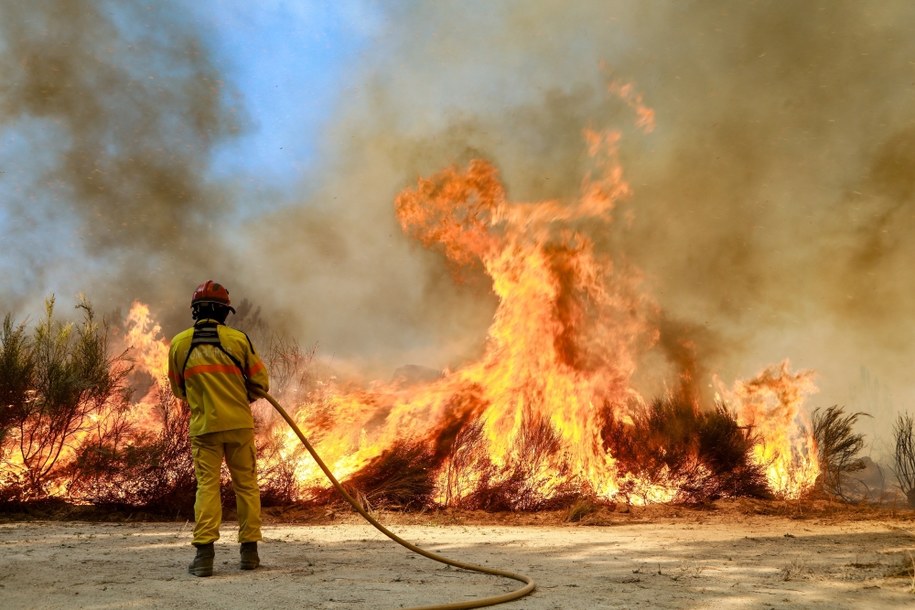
[25,80,818,508]
[227,85,818,505]
[177,82,820,505]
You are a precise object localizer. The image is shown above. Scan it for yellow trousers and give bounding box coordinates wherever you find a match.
[191,428,262,545]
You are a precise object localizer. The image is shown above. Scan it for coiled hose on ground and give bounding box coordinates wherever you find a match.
[259,390,536,610]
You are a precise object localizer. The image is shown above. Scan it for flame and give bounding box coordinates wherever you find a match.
[385,126,654,503]
[4,80,823,507]
[607,79,656,134]
[240,81,820,506]
[230,122,660,505]
[124,300,170,383]
[118,301,174,439]
[719,361,820,498]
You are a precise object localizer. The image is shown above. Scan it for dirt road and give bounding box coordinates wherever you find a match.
[2,509,914,609]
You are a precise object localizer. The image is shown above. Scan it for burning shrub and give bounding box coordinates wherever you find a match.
[439,420,492,508]
[0,297,132,503]
[117,391,195,515]
[892,413,915,508]
[696,404,770,500]
[602,398,770,503]
[460,470,528,512]
[501,410,577,510]
[63,395,140,504]
[254,426,304,507]
[812,405,869,500]
[335,441,437,511]
[602,397,702,502]
[65,385,196,515]
[447,409,579,512]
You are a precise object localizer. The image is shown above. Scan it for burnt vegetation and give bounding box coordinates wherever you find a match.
[602,398,770,503]
[336,441,438,511]
[2,298,913,515]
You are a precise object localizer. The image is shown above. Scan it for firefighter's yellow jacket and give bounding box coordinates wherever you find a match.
[167,319,269,437]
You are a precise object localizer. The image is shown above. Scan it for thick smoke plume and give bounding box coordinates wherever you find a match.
[0,0,242,327]
[2,2,913,454]
[246,1,915,452]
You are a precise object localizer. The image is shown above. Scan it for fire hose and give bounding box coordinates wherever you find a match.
[259,390,536,610]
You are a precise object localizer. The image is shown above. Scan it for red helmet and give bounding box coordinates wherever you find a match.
[191,280,236,313]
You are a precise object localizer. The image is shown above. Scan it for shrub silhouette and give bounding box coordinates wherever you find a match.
[892,413,915,508]
[812,405,869,500]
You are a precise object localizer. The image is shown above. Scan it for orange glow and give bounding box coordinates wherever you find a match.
[718,361,820,498]
[8,80,824,507]
[178,81,819,506]
[124,300,170,383]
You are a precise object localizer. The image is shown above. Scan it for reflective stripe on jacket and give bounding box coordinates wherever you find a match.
[167,319,269,437]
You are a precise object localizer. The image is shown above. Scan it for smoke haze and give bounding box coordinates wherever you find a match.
[0,0,244,322]
[2,1,913,454]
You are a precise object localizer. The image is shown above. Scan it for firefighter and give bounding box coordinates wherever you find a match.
[167,280,269,577]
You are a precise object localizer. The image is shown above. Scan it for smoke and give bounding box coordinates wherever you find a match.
[244,1,915,451]
[2,2,913,453]
[0,0,243,326]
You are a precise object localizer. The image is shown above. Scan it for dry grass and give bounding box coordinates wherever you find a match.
[564,495,602,522]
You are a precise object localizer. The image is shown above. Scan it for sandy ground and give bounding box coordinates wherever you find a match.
[2,507,915,609]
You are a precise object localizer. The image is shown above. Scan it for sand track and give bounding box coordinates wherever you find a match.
[2,508,914,609]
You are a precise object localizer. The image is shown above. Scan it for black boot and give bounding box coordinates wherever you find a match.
[188,542,215,577]
[240,541,260,570]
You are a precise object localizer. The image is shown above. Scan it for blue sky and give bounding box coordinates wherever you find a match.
[186,1,380,188]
